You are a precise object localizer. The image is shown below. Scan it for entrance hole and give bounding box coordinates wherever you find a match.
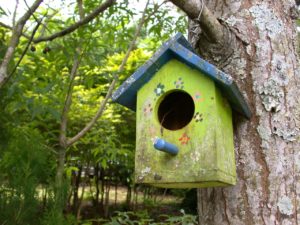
[158,91,195,130]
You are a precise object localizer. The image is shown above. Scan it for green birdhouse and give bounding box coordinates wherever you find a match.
[112,33,251,188]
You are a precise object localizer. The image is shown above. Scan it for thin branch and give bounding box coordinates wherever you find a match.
[24,0,40,24]
[59,0,86,148]
[33,0,116,44]
[59,53,81,147]
[0,22,13,30]
[66,0,151,147]
[77,0,85,19]
[0,22,32,39]
[144,0,168,22]
[37,11,59,39]
[0,0,43,89]
[168,0,224,43]
[15,0,42,30]
[2,19,42,87]
[12,0,19,27]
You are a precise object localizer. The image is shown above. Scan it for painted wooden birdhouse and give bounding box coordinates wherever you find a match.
[112,33,251,188]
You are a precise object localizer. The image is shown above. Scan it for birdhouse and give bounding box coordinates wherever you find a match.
[112,33,251,188]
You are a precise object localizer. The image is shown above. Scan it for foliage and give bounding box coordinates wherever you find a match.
[179,189,198,214]
[0,124,54,225]
[0,0,189,223]
[144,2,187,41]
[41,208,77,225]
[85,210,198,225]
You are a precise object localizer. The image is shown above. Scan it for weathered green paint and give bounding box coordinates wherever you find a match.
[135,59,236,188]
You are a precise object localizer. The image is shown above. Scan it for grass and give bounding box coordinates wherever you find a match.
[75,185,183,205]
[72,185,187,221]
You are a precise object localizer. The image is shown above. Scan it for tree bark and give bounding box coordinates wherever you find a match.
[173,0,300,224]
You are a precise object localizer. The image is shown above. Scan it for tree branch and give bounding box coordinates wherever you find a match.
[13,0,19,27]
[77,0,85,19]
[24,0,41,24]
[0,22,32,39]
[59,53,81,148]
[0,0,43,89]
[169,0,237,67]
[2,19,42,88]
[142,1,168,24]
[168,0,224,43]
[0,22,13,30]
[59,0,86,148]
[66,0,151,147]
[36,12,59,39]
[33,0,116,44]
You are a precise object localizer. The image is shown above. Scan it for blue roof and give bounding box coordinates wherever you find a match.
[112,33,251,119]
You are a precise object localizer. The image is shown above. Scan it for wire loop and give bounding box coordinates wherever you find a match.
[190,0,204,48]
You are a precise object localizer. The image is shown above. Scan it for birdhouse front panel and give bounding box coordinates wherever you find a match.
[135,59,236,188]
[112,33,251,188]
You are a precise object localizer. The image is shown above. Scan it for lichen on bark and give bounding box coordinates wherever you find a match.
[249,4,284,38]
[277,196,294,216]
[258,78,284,112]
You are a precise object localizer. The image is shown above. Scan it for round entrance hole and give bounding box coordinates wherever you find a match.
[157,91,195,130]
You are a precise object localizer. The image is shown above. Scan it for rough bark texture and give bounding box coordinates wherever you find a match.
[183,0,300,224]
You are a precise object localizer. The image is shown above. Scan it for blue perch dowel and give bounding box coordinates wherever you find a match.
[153,138,179,155]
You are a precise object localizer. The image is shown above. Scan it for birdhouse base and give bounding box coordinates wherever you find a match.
[136,167,236,188]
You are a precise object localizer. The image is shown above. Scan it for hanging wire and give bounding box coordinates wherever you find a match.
[160,107,175,136]
[196,0,204,22]
[190,0,204,48]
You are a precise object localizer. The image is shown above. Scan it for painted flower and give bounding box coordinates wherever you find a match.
[174,77,184,89]
[143,103,153,117]
[193,91,204,102]
[154,83,165,96]
[179,133,190,145]
[194,112,203,122]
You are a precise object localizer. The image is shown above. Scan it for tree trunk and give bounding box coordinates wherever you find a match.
[126,185,131,208]
[100,169,105,208]
[181,1,300,224]
[55,146,67,210]
[114,181,118,207]
[72,165,82,214]
[104,180,111,218]
[94,164,100,207]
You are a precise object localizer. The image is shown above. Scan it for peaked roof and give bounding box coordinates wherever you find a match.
[112,33,251,119]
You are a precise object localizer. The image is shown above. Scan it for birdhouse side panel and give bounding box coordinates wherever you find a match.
[135,59,221,186]
[214,88,236,184]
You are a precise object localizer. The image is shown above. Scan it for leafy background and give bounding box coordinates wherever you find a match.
[0,0,198,224]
